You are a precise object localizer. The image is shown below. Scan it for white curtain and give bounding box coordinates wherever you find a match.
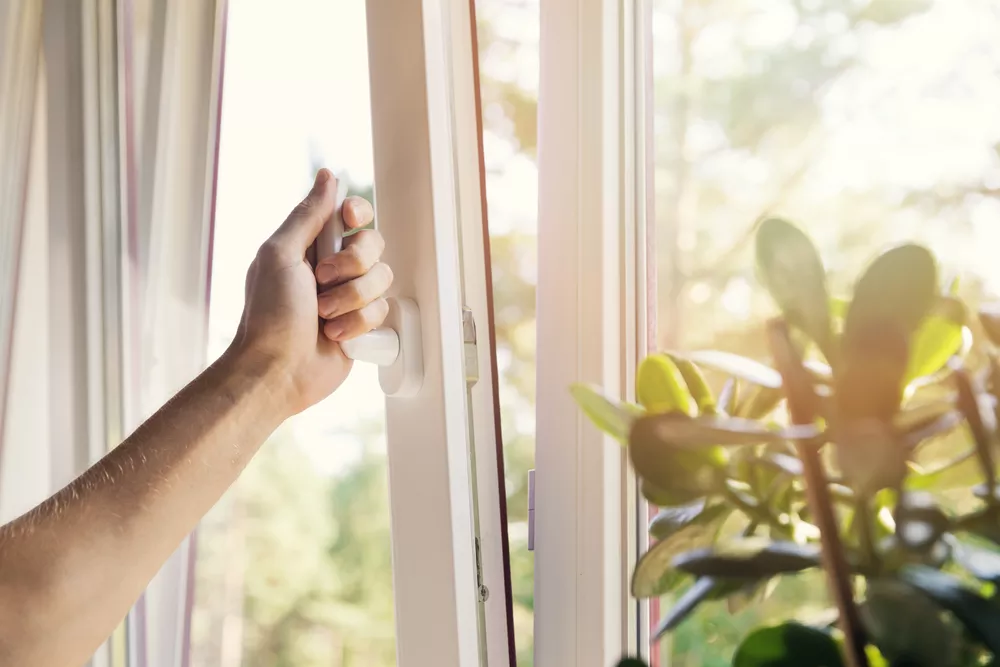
[0,1,43,506]
[0,1,227,665]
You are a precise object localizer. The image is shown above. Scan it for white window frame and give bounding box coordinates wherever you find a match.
[365,0,515,665]
[535,0,647,665]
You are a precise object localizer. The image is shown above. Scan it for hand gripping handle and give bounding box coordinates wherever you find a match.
[313,177,422,396]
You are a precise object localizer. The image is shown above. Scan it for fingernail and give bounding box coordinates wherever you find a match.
[316,261,339,285]
[349,200,365,222]
[315,169,331,186]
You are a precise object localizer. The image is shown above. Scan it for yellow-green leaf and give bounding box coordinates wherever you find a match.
[667,354,716,415]
[905,297,966,386]
[570,383,639,444]
[636,354,694,415]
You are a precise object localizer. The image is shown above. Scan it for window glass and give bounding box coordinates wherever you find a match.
[648,0,1000,663]
[476,0,540,664]
[188,1,395,665]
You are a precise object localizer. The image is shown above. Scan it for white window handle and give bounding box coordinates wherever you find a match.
[314,178,423,397]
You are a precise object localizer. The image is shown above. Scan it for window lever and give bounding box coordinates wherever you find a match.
[314,178,423,397]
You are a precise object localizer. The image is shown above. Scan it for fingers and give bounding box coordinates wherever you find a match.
[323,297,390,341]
[315,228,385,286]
[317,262,394,320]
[267,169,337,263]
[343,196,374,230]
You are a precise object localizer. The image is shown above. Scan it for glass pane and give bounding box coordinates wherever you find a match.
[188,2,395,665]
[647,0,1000,664]
[476,0,540,664]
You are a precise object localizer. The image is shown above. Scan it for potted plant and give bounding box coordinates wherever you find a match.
[574,218,1000,667]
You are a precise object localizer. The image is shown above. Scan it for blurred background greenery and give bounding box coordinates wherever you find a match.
[188,0,1000,665]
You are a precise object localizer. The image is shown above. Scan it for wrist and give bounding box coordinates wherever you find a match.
[217,343,298,425]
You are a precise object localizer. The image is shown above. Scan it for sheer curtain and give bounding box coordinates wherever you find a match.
[0,1,43,508]
[0,2,227,665]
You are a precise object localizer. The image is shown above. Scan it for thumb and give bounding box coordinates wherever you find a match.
[272,169,337,254]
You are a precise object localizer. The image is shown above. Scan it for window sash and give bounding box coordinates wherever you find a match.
[364,0,515,663]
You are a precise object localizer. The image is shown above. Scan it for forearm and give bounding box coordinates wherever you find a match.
[0,346,291,666]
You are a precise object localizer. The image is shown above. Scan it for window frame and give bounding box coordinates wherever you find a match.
[534,0,647,664]
[364,0,516,664]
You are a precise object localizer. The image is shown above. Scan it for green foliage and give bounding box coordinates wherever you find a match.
[732,623,843,667]
[572,221,1000,667]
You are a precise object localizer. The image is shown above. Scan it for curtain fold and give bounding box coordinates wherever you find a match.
[119,1,229,665]
[0,1,226,665]
[0,0,43,477]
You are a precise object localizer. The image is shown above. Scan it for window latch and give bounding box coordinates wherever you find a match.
[462,306,479,386]
[314,178,423,397]
[528,469,535,551]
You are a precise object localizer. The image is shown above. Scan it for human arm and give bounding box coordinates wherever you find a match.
[0,169,391,666]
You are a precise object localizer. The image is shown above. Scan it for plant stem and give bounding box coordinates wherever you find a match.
[767,320,869,667]
[723,486,790,538]
[955,368,998,509]
[854,494,878,571]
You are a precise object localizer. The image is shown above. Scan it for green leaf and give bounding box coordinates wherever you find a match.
[725,578,770,615]
[637,354,694,415]
[754,218,833,356]
[735,385,786,420]
[719,378,739,415]
[668,353,717,415]
[630,413,816,450]
[616,659,649,667]
[732,622,844,667]
[906,450,980,491]
[899,566,1000,655]
[570,384,639,444]
[845,244,938,346]
[755,452,804,477]
[861,580,961,667]
[894,399,960,445]
[683,350,782,389]
[629,414,817,502]
[840,245,937,420]
[904,297,967,386]
[950,538,1000,585]
[960,509,1000,549]
[865,645,890,667]
[672,539,821,578]
[632,503,729,598]
[649,499,713,540]
[652,577,723,638]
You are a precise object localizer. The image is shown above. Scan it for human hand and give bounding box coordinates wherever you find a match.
[231,169,392,416]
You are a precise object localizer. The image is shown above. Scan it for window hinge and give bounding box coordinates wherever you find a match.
[528,469,535,551]
[474,536,489,602]
[463,306,479,387]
